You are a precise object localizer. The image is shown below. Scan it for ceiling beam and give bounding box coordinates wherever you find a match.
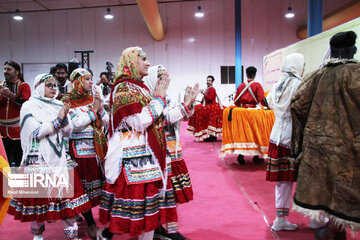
[136,0,165,41]
[34,0,49,10]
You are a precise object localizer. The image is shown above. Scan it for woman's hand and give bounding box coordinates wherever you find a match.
[93,91,102,113]
[58,102,71,120]
[184,83,201,106]
[153,72,170,98]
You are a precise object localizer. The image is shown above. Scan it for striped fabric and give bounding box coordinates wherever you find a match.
[266,142,297,182]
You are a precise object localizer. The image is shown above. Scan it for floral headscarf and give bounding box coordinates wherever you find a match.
[63,68,107,160]
[114,46,146,81]
[62,68,93,108]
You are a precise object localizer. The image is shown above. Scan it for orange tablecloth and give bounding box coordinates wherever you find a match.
[220,106,275,158]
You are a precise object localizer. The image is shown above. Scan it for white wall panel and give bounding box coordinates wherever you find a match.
[24,12,40,63]
[53,11,70,62]
[0,15,12,60]
[38,12,55,63]
[9,15,26,62]
[2,0,348,104]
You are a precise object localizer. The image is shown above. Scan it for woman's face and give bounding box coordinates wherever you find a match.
[44,79,58,98]
[138,54,150,77]
[82,75,93,93]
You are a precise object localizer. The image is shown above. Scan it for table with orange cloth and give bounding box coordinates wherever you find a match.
[220,106,275,158]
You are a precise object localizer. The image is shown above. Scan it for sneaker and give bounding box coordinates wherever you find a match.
[33,235,44,240]
[237,155,245,165]
[271,217,298,231]
[309,217,329,229]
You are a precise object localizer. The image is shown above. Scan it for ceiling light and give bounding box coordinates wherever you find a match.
[285,7,295,18]
[13,9,23,21]
[104,8,113,20]
[195,5,204,18]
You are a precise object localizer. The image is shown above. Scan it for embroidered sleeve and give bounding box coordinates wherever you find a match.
[98,107,109,127]
[124,96,166,132]
[32,121,59,140]
[164,103,191,125]
[69,108,93,132]
[59,116,72,137]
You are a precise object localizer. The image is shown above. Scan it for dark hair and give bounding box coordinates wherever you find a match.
[87,69,93,76]
[246,66,257,79]
[100,72,109,78]
[50,66,57,75]
[55,63,68,74]
[207,75,215,82]
[4,60,24,82]
[330,31,357,59]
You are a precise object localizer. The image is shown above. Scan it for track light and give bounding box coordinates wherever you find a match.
[195,5,204,18]
[104,8,113,20]
[13,9,23,21]
[285,6,295,18]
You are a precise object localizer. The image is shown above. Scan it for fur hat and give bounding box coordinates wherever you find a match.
[330,31,357,49]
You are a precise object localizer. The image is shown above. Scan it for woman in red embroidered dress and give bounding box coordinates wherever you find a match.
[98,47,177,240]
[62,68,109,238]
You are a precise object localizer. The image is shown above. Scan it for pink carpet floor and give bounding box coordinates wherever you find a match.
[0,122,359,240]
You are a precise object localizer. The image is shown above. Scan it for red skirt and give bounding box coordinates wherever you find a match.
[7,170,92,222]
[266,142,297,182]
[187,103,224,141]
[170,159,193,204]
[69,141,104,207]
[99,171,178,237]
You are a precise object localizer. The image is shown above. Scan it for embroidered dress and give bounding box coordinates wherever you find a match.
[7,74,92,239]
[187,87,224,141]
[69,104,108,206]
[143,65,194,204]
[99,47,177,237]
[64,68,109,207]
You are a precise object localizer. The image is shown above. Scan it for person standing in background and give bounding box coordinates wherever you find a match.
[233,66,269,165]
[265,53,305,231]
[0,61,31,167]
[55,63,71,100]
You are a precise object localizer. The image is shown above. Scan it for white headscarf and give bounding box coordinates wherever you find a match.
[270,53,305,147]
[143,64,166,93]
[143,65,184,157]
[273,53,305,103]
[20,74,69,195]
